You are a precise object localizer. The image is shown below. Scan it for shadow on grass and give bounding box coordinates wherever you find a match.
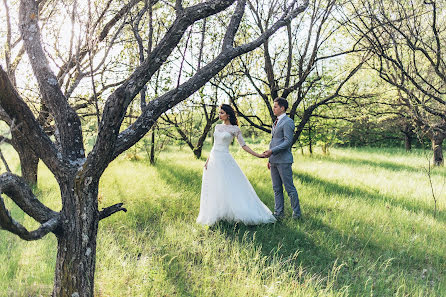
[214,213,445,295]
[214,219,336,270]
[293,170,445,223]
[109,161,202,296]
[319,154,446,178]
[154,159,203,195]
[100,179,199,296]
[154,161,341,291]
[156,248,197,297]
[151,160,446,294]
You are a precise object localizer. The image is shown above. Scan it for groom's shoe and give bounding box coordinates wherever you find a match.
[273,212,285,220]
[292,212,302,220]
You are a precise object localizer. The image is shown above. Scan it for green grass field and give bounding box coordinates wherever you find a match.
[0,144,445,296]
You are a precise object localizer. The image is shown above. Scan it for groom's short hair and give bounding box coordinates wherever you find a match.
[274,97,288,111]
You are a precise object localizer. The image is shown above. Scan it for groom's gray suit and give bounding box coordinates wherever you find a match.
[269,114,301,217]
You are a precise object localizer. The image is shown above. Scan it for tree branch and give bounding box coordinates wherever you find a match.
[0,201,59,241]
[0,67,64,174]
[0,173,58,223]
[99,203,127,220]
[0,172,59,241]
[222,0,246,50]
[57,0,151,80]
[19,0,84,162]
[87,0,238,176]
[110,0,309,160]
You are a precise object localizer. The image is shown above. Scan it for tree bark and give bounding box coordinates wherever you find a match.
[431,137,444,166]
[0,113,40,186]
[52,176,99,297]
[308,122,313,155]
[1,1,310,295]
[14,139,39,186]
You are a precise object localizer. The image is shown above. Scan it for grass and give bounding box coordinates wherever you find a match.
[0,144,445,296]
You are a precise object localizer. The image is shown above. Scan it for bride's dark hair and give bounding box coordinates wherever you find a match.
[220,104,238,126]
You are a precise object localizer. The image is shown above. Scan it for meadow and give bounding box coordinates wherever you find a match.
[0,143,445,296]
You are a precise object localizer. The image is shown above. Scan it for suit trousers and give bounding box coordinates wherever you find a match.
[270,163,301,215]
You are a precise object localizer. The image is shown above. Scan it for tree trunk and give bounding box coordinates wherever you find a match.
[308,120,313,155]
[401,125,413,152]
[431,137,444,166]
[193,147,202,159]
[52,177,99,297]
[321,143,329,155]
[150,128,155,165]
[10,130,39,187]
[404,133,412,151]
[15,141,39,187]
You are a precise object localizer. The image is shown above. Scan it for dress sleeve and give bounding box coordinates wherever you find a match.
[235,127,246,147]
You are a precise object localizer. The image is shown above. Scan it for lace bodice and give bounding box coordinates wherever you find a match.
[212,124,246,152]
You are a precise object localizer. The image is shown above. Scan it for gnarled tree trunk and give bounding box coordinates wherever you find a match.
[52,175,99,296]
[0,1,310,296]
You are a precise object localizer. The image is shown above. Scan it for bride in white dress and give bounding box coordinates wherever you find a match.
[197,104,276,226]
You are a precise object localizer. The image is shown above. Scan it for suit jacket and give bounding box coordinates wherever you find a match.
[269,115,294,164]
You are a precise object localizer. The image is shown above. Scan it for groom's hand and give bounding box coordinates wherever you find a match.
[267,162,271,170]
[263,150,272,157]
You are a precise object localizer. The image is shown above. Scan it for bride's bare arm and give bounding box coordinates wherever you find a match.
[204,157,209,169]
[242,145,262,158]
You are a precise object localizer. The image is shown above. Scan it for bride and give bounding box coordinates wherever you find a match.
[196,104,276,226]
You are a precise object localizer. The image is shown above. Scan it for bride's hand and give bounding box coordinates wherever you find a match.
[204,159,209,170]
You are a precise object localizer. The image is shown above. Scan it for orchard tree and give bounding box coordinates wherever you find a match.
[347,0,446,165]
[0,0,309,295]
[0,0,140,185]
[162,96,219,159]
[218,0,367,143]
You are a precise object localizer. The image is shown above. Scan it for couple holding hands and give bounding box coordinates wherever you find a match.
[197,98,302,226]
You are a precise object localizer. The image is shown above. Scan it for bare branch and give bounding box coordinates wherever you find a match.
[0,173,58,222]
[110,0,309,160]
[0,201,59,241]
[99,203,127,220]
[0,172,59,240]
[197,19,206,70]
[0,149,11,173]
[0,66,64,174]
[88,0,240,175]
[19,0,84,162]
[222,0,246,50]
[57,0,151,80]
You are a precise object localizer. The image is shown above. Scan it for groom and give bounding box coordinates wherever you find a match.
[262,97,302,220]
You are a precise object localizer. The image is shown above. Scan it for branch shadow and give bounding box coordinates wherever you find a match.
[214,213,445,295]
[152,160,445,295]
[293,170,445,223]
[318,154,446,177]
[100,172,199,296]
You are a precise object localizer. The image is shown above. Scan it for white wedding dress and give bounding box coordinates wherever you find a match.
[197,124,276,226]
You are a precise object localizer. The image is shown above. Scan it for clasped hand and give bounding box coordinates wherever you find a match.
[257,150,272,158]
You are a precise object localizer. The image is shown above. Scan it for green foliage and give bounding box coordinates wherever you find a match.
[1,145,445,296]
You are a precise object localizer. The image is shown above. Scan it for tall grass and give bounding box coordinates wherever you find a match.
[1,145,445,296]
